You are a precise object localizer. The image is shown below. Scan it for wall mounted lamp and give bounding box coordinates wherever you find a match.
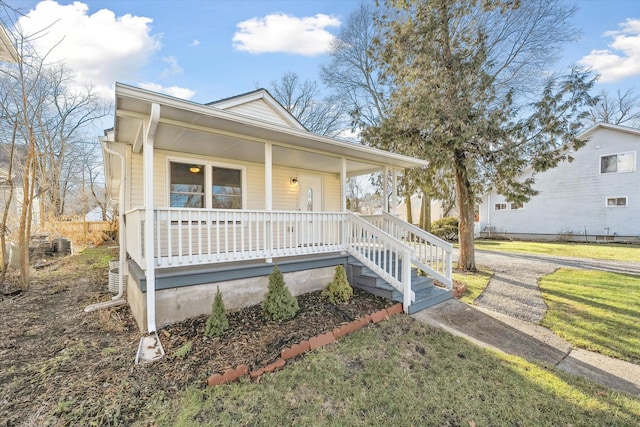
[189,165,201,173]
[290,177,298,186]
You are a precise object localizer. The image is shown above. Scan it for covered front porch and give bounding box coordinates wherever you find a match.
[104,84,453,340]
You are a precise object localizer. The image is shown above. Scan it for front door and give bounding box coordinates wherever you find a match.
[298,174,323,212]
[297,174,323,246]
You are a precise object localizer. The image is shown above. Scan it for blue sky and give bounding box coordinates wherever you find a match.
[10,0,640,109]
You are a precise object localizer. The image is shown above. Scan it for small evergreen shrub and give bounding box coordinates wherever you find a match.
[431,217,459,241]
[205,286,229,337]
[323,265,353,304]
[262,265,299,321]
[172,341,192,359]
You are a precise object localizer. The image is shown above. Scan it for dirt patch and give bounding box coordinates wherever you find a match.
[0,247,393,426]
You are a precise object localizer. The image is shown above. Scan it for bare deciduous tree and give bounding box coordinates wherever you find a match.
[589,89,640,128]
[0,22,109,289]
[269,72,347,137]
[320,2,388,130]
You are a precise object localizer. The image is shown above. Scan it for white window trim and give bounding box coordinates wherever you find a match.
[509,202,525,210]
[166,156,247,209]
[599,151,636,175]
[605,196,628,208]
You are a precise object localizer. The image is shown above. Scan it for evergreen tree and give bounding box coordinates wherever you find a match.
[368,0,596,270]
[323,265,353,304]
[262,266,299,321]
[205,286,229,337]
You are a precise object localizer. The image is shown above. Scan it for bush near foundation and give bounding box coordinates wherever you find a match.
[205,286,229,337]
[262,266,299,321]
[323,265,353,304]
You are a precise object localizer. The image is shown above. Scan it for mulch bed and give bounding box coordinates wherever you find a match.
[155,288,395,389]
[0,250,396,426]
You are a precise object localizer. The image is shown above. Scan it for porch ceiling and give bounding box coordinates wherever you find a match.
[114,83,426,176]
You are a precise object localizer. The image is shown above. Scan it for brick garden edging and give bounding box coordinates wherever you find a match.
[453,282,467,298]
[207,302,404,387]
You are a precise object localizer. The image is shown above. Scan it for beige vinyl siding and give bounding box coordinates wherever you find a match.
[272,166,298,210]
[130,152,144,207]
[128,149,342,213]
[224,99,293,128]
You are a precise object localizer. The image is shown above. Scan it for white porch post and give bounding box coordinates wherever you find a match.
[383,166,389,213]
[265,142,273,263]
[144,103,160,334]
[340,158,347,212]
[391,168,398,216]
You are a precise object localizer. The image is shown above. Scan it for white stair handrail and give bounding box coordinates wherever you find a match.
[346,213,414,311]
[380,212,453,289]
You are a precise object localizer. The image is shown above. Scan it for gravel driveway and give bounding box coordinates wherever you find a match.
[458,249,640,323]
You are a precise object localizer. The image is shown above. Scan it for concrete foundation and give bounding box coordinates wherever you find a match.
[127,265,336,333]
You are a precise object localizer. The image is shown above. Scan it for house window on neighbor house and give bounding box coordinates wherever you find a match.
[600,152,635,174]
[494,203,507,211]
[212,167,242,209]
[510,201,524,210]
[606,197,627,207]
[170,162,205,208]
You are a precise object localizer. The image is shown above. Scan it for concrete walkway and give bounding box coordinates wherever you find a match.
[413,300,640,397]
[412,250,640,397]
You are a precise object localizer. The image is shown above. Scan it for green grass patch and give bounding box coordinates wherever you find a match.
[152,317,640,426]
[540,268,640,364]
[474,240,640,262]
[453,265,493,304]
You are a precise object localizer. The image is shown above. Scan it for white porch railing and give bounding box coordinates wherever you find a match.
[124,208,449,311]
[125,208,346,269]
[360,212,453,289]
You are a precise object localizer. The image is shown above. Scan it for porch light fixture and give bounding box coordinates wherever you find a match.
[290,177,298,186]
[189,165,201,174]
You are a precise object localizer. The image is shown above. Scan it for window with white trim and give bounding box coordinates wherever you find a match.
[510,202,524,210]
[170,163,205,208]
[606,197,627,207]
[600,152,635,174]
[494,203,507,211]
[212,166,242,209]
[169,161,244,209]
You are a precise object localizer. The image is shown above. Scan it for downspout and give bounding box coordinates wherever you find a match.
[144,103,160,334]
[136,103,164,364]
[84,139,127,313]
[101,139,126,300]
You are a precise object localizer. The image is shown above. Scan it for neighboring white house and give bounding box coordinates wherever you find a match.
[101,84,453,347]
[478,123,640,242]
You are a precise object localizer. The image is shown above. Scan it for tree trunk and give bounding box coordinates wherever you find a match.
[419,190,431,232]
[405,192,413,225]
[454,151,476,271]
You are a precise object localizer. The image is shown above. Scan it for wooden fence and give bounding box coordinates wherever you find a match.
[43,221,118,246]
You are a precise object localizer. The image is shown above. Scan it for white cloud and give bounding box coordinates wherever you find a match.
[233,13,339,55]
[15,1,191,99]
[579,18,640,82]
[190,39,200,47]
[139,82,195,100]
[160,56,183,78]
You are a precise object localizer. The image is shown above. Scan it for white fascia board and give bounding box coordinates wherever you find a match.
[115,83,427,170]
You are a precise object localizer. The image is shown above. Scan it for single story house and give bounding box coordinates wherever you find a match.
[478,122,640,242]
[101,84,453,354]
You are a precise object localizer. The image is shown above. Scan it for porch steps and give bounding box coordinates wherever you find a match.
[347,257,452,314]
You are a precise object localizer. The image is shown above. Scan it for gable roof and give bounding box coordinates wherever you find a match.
[206,88,306,131]
[579,122,640,140]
